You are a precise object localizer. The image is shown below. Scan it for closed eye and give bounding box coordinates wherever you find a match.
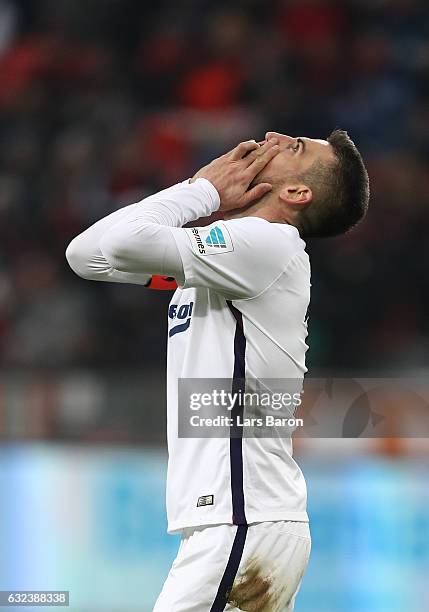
[289,138,305,154]
[291,139,302,153]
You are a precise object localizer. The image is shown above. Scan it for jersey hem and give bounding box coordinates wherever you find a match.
[167,510,309,534]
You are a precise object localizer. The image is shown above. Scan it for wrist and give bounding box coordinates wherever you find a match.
[191,177,220,210]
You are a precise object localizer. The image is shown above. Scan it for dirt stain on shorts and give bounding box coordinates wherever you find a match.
[227,557,280,611]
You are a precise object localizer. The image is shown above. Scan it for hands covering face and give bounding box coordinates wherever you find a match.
[191,139,280,211]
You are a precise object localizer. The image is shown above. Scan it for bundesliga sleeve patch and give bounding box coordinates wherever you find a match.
[186,222,234,256]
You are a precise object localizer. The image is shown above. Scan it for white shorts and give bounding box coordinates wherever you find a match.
[153,521,311,611]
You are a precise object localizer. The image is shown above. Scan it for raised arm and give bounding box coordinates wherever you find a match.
[97,179,219,284]
[66,139,279,287]
[65,181,198,285]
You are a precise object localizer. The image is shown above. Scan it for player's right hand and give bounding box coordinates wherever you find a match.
[191,139,280,211]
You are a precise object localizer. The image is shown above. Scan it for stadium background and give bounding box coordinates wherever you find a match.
[0,0,428,610]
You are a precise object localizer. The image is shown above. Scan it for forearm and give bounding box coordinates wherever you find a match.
[66,179,218,284]
[98,178,219,279]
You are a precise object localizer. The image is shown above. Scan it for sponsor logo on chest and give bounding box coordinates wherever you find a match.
[168,301,194,337]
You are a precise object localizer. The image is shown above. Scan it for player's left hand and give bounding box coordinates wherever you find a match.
[191,139,280,211]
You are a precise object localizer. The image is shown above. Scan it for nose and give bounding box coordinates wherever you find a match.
[266,132,295,144]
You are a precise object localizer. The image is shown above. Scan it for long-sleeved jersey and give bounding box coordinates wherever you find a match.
[66,178,310,532]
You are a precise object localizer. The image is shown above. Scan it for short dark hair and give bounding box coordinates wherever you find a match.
[297,129,370,238]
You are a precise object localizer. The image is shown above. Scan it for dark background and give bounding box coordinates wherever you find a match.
[0,0,428,443]
[1,0,428,374]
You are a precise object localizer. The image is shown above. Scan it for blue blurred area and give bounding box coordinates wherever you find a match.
[0,445,428,612]
[300,457,429,612]
[0,445,179,611]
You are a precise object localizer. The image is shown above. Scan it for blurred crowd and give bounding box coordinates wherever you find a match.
[0,0,428,374]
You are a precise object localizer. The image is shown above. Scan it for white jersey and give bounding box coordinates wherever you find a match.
[65,178,311,534]
[166,216,310,532]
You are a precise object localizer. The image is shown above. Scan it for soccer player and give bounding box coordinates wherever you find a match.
[66,130,369,611]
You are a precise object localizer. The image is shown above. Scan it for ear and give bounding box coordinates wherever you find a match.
[279,184,313,207]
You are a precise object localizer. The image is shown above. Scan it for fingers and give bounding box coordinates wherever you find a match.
[266,131,285,140]
[243,138,278,166]
[240,182,273,206]
[245,139,280,178]
[230,140,259,161]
